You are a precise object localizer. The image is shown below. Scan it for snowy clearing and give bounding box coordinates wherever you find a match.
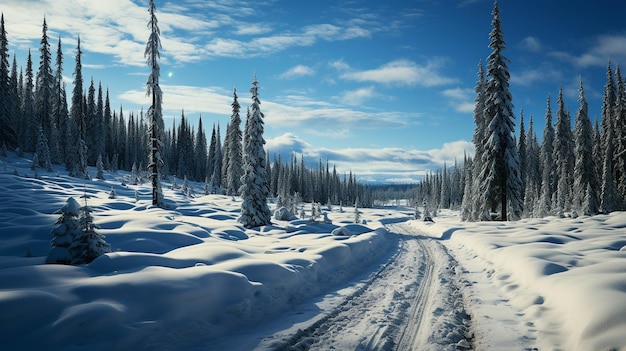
[1,152,626,351]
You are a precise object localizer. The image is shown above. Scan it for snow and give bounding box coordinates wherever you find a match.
[2,151,626,350]
[411,210,626,351]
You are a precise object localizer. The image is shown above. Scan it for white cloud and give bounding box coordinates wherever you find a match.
[279,65,315,79]
[337,59,457,87]
[339,86,377,105]
[2,0,387,66]
[119,83,416,130]
[511,67,562,87]
[118,84,231,116]
[520,36,542,52]
[234,23,272,36]
[551,34,626,68]
[441,87,475,113]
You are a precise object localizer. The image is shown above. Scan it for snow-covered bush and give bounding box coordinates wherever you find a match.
[273,206,292,221]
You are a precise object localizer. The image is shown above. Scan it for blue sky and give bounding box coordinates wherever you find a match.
[2,0,626,183]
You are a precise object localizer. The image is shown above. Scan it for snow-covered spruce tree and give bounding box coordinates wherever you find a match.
[69,198,111,264]
[517,110,527,200]
[572,79,599,215]
[593,119,603,184]
[613,66,626,205]
[195,117,207,181]
[204,176,210,195]
[460,156,473,221]
[181,174,189,195]
[225,87,243,196]
[207,123,216,181]
[466,61,487,221]
[211,124,222,192]
[238,75,271,229]
[600,122,619,214]
[35,124,52,172]
[96,153,105,180]
[552,86,575,216]
[46,197,81,264]
[0,14,9,127]
[600,61,617,198]
[537,95,555,217]
[523,115,541,217]
[145,0,164,207]
[85,78,98,165]
[23,50,36,152]
[31,152,39,171]
[35,17,56,158]
[69,37,89,179]
[8,55,20,148]
[439,162,450,209]
[477,1,523,221]
[354,197,360,224]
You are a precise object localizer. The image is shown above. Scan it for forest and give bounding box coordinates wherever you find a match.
[419,3,625,221]
[0,13,374,213]
[1,1,625,223]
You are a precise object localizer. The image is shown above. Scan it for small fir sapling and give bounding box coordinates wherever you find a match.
[69,195,111,264]
[31,152,39,171]
[204,176,210,195]
[414,205,421,220]
[46,197,81,264]
[96,154,105,180]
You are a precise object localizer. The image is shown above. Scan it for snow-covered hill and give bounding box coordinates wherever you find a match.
[0,152,399,350]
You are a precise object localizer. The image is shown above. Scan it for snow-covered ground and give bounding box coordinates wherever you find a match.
[1,151,626,351]
[412,210,626,351]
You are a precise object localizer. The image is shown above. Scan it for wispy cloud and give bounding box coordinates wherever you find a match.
[511,66,563,86]
[278,65,315,79]
[119,84,417,130]
[457,0,489,8]
[1,0,384,66]
[550,33,626,68]
[335,59,458,87]
[118,84,232,116]
[441,87,475,113]
[519,36,543,53]
[339,86,377,105]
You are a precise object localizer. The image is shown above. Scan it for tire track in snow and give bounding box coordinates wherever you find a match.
[270,223,472,351]
[393,238,435,351]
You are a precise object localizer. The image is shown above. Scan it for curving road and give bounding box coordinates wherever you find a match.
[269,222,473,351]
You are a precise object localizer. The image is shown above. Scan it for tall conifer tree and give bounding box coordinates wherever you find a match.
[537,95,555,217]
[23,50,36,151]
[239,74,271,228]
[478,1,522,220]
[553,86,575,215]
[0,13,9,127]
[145,0,164,207]
[36,17,55,149]
[226,87,243,195]
[573,79,599,215]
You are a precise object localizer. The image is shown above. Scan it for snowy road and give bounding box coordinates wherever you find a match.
[251,223,473,351]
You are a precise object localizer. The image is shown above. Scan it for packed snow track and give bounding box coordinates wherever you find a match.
[261,222,472,351]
